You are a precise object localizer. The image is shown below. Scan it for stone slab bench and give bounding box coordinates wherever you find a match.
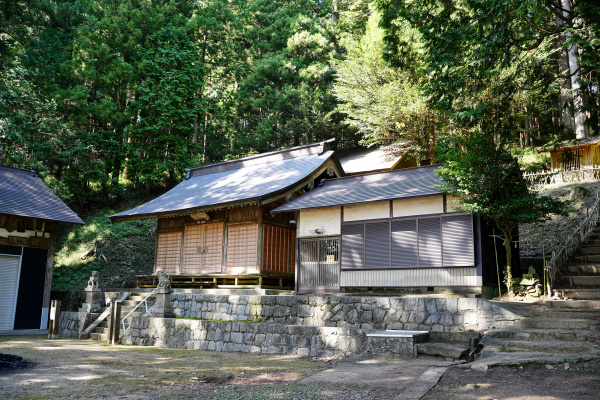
[366,330,429,358]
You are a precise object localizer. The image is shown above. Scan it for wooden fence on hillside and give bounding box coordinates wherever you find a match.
[523,166,600,186]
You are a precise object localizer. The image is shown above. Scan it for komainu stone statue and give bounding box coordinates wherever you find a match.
[156,269,171,290]
[86,271,99,290]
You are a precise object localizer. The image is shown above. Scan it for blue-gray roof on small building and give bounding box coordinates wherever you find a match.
[0,165,84,224]
[272,164,443,212]
[109,141,341,222]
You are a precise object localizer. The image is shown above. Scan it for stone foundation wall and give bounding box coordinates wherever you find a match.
[171,294,519,332]
[59,311,100,338]
[122,318,365,358]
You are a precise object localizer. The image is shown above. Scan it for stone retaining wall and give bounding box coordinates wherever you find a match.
[59,311,100,338]
[171,294,519,332]
[122,318,365,357]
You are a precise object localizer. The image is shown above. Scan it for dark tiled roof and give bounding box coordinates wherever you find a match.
[538,136,600,152]
[272,164,442,212]
[110,141,339,222]
[0,165,84,224]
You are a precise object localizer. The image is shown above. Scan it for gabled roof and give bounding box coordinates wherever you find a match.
[0,165,84,224]
[336,147,402,175]
[538,136,600,153]
[272,164,442,212]
[109,140,343,222]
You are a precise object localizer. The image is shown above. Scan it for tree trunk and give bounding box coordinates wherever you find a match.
[561,0,586,138]
[501,227,514,296]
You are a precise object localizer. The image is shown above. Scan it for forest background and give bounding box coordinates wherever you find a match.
[1,0,599,210]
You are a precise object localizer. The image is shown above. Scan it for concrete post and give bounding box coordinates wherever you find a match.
[48,300,61,339]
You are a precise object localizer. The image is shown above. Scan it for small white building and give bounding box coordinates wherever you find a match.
[273,165,514,294]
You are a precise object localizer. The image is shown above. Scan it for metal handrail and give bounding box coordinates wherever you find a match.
[121,286,159,336]
[545,192,600,296]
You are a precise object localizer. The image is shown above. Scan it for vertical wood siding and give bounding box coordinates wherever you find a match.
[290,230,296,273]
[226,224,258,270]
[340,267,479,287]
[182,223,224,274]
[155,232,182,274]
[262,225,291,273]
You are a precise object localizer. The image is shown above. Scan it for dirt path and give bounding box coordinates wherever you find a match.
[2,336,600,399]
[0,336,397,399]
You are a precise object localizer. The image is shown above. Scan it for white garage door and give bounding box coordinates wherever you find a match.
[0,255,21,330]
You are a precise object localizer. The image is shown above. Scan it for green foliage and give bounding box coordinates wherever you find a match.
[436,132,565,294]
[375,0,600,140]
[53,196,157,290]
[333,11,443,162]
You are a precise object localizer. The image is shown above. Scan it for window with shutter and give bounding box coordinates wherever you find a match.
[391,219,418,267]
[365,221,390,268]
[341,223,364,269]
[341,213,474,269]
[442,214,474,266]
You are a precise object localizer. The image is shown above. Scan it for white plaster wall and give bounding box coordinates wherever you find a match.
[343,201,390,222]
[0,228,49,239]
[446,195,463,213]
[393,196,444,217]
[299,207,341,237]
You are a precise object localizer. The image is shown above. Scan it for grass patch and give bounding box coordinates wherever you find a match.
[52,194,161,291]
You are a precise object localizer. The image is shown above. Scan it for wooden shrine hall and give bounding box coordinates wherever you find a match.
[109,140,343,289]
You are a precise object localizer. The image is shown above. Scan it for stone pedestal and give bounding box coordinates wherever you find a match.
[151,288,174,318]
[79,287,102,312]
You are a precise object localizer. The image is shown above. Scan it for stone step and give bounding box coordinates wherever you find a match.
[574,255,600,263]
[553,288,600,300]
[90,332,108,341]
[486,328,599,342]
[513,317,599,330]
[95,326,109,334]
[564,265,600,275]
[556,275,600,288]
[579,247,600,255]
[484,339,599,354]
[544,299,600,309]
[529,309,600,320]
[417,343,469,359]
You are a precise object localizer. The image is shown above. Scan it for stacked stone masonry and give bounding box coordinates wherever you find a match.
[59,294,521,356]
[59,311,100,338]
[123,318,365,358]
[170,294,518,332]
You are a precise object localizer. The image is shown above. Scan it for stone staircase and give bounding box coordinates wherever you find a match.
[466,300,600,369]
[553,225,600,299]
[89,292,154,341]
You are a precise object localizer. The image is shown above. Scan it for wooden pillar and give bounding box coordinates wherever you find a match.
[41,237,57,329]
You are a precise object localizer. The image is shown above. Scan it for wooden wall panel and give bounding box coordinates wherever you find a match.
[226,224,258,270]
[262,225,290,273]
[182,223,224,274]
[291,230,296,274]
[340,267,479,287]
[155,232,181,274]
